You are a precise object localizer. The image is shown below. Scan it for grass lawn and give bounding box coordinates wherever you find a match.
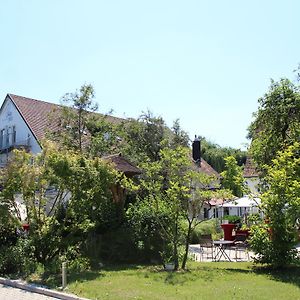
[33,262,300,300]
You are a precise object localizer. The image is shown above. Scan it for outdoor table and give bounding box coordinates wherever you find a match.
[213,240,235,262]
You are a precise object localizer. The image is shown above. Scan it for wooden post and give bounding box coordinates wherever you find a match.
[62,262,67,289]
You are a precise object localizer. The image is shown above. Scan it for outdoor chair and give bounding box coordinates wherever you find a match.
[234,234,250,261]
[199,234,215,261]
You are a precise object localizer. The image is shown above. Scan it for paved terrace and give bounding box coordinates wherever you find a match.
[189,243,254,262]
[189,243,300,263]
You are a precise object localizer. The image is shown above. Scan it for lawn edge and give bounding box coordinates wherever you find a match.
[0,277,89,300]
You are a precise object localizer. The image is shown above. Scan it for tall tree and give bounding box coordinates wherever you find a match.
[201,138,247,173]
[169,119,190,149]
[221,156,247,197]
[118,110,167,164]
[55,84,98,152]
[250,142,300,267]
[139,145,231,270]
[248,78,300,171]
[0,142,124,263]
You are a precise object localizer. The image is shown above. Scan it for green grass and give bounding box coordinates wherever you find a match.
[32,262,300,300]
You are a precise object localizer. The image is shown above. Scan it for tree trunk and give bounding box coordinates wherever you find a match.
[173,239,179,271]
[173,212,180,270]
[181,219,192,270]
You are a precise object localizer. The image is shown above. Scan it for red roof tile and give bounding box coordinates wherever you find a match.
[6,94,218,177]
[243,156,259,177]
[103,153,141,176]
[9,94,62,142]
[208,198,224,206]
[198,158,220,177]
[8,94,124,143]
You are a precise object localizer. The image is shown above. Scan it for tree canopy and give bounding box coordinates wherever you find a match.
[248,78,300,170]
[201,138,247,173]
[250,142,300,267]
[220,156,247,197]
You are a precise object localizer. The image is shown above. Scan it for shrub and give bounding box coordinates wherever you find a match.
[189,219,221,244]
[0,238,38,277]
[223,215,241,224]
[250,224,298,267]
[126,200,174,263]
[250,144,300,267]
[97,226,139,263]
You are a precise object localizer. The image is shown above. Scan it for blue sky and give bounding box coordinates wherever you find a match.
[1,1,299,149]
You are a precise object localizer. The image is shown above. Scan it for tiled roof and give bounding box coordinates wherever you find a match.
[208,198,224,206]
[191,157,220,177]
[198,158,220,177]
[9,94,62,142]
[243,156,259,177]
[6,94,218,177]
[8,94,124,143]
[103,153,142,176]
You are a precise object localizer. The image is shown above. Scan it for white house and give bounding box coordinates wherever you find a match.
[1,93,220,221]
[0,94,43,166]
[0,93,123,166]
[0,94,220,178]
[199,156,262,220]
[243,156,260,195]
[219,196,262,218]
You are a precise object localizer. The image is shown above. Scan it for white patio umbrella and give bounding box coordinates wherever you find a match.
[222,196,261,208]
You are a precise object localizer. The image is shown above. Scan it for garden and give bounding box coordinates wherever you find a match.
[0,79,299,299]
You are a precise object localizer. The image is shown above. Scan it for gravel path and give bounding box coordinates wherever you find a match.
[0,283,60,300]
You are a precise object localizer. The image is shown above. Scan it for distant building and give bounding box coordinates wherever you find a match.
[243,156,260,194]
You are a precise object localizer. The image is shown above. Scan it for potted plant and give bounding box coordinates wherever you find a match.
[162,245,175,271]
[164,261,175,271]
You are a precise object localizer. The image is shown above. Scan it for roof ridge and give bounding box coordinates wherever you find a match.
[8,93,63,108]
[8,93,126,121]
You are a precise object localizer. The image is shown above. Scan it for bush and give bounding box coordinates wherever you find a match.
[250,223,298,267]
[189,219,221,244]
[96,226,139,263]
[223,215,241,224]
[126,200,174,263]
[0,238,38,277]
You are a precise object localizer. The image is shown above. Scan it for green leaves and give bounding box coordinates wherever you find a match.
[201,138,247,173]
[249,78,300,170]
[221,156,247,197]
[250,143,300,267]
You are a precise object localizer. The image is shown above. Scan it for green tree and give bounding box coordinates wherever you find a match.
[87,115,121,157]
[118,110,167,164]
[139,146,231,270]
[201,138,247,173]
[221,156,247,197]
[248,78,300,171]
[54,84,98,152]
[250,143,300,267]
[0,142,124,263]
[169,119,190,149]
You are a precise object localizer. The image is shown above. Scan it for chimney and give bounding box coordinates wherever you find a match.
[192,135,201,165]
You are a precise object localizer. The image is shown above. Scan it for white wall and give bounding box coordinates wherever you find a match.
[245,177,260,194]
[0,96,41,165]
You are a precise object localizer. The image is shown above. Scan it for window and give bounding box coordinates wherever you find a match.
[12,126,16,145]
[204,207,209,219]
[0,129,4,148]
[5,128,9,146]
[224,207,230,216]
